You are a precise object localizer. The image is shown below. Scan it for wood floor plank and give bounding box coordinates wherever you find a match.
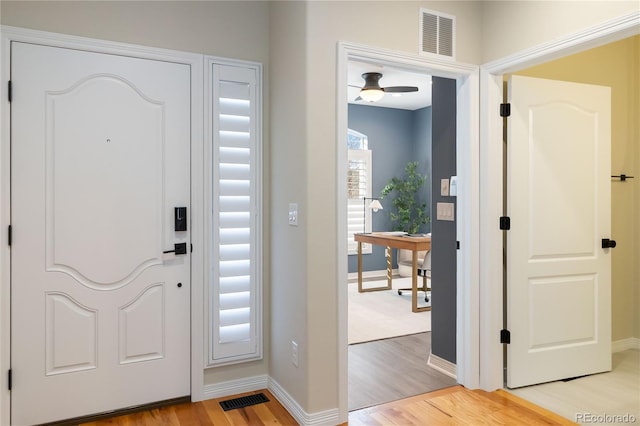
[349,385,577,425]
[349,332,456,410]
[81,383,584,426]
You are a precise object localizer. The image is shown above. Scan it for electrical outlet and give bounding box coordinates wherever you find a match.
[291,340,299,367]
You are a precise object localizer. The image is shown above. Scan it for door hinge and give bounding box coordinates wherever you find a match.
[190,243,193,253]
[7,225,11,246]
[500,329,511,344]
[456,241,460,250]
[500,103,511,117]
[7,81,12,103]
[7,369,11,391]
[499,216,510,230]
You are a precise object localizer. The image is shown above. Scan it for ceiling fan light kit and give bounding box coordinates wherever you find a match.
[360,88,385,102]
[357,72,419,103]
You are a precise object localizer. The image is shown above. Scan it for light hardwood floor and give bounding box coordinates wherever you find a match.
[349,385,576,425]
[77,350,639,425]
[80,390,297,426]
[80,386,575,425]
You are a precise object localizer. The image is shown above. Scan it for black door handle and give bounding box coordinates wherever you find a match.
[164,242,187,255]
[601,238,617,249]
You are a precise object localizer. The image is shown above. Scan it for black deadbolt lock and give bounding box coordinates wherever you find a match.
[175,207,187,231]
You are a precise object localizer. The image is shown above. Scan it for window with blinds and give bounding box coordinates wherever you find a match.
[347,129,372,255]
[209,62,262,366]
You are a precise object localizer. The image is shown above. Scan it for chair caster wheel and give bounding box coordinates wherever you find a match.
[398,290,403,296]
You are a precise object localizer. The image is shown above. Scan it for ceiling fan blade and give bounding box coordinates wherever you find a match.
[382,86,419,93]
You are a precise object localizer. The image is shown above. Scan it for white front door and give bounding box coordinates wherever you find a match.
[11,42,191,424]
[506,75,612,388]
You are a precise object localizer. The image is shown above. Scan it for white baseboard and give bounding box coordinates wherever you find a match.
[201,375,338,425]
[348,268,398,281]
[268,377,339,426]
[428,351,457,380]
[612,337,640,353]
[201,374,269,400]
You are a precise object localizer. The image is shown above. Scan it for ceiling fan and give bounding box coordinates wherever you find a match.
[352,72,419,102]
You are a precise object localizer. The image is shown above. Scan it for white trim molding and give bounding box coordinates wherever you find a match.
[612,338,640,353]
[428,351,457,380]
[483,11,640,74]
[202,375,269,400]
[268,378,339,426]
[336,40,479,424]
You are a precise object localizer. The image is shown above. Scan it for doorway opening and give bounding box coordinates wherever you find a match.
[336,41,481,421]
[499,35,639,419]
[345,61,458,411]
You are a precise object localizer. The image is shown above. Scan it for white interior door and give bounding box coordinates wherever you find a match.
[506,75,612,388]
[11,42,191,424]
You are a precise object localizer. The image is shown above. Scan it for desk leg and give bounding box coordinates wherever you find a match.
[358,242,392,292]
[412,249,429,313]
[385,246,393,289]
[357,241,363,293]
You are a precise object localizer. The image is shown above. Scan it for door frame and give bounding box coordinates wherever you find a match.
[479,12,640,391]
[336,42,480,420]
[0,26,205,425]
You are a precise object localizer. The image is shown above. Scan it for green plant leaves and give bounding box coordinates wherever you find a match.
[380,161,430,234]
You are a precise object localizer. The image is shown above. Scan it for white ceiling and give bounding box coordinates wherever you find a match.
[348,60,432,111]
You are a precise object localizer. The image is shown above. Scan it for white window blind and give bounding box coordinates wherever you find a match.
[209,62,262,366]
[348,149,372,255]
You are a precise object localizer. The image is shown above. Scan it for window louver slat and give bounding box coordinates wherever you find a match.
[347,146,373,255]
[210,63,262,365]
[220,276,251,293]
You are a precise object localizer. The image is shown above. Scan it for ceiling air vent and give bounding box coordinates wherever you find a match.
[420,9,456,60]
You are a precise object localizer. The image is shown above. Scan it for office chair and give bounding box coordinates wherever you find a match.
[397,249,431,303]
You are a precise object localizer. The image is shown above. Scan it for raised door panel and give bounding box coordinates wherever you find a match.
[45,293,98,375]
[119,284,165,364]
[46,75,164,289]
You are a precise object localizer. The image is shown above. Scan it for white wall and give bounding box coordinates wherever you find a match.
[268,0,310,408]
[481,1,639,63]
[268,1,483,416]
[0,0,270,62]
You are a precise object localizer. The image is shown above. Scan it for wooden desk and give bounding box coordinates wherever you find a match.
[354,232,431,313]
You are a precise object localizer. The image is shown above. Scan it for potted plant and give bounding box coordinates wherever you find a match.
[380,161,430,234]
[380,161,430,277]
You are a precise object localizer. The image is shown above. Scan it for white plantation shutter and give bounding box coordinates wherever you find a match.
[347,149,372,254]
[209,62,262,365]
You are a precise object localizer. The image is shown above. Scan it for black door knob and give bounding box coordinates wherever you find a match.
[601,238,617,249]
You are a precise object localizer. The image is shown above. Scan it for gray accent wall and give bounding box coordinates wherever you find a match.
[347,104,432,273]
[430,76,457,364]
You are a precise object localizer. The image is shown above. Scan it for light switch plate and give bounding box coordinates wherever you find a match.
[440,179,450,196]
[437,202,455,221]
[288,203,298,226]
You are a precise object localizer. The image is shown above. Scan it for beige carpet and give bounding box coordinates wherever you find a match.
[348,277,431,344]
